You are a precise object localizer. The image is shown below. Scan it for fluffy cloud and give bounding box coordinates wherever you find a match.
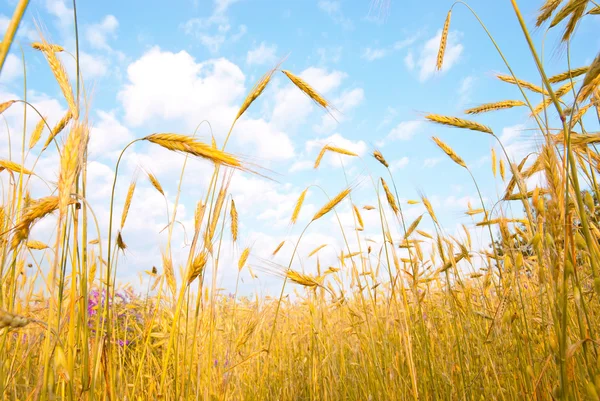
[386,120,422,142]
[423,157,443,168]
[314,87,364,133]
[0,14,38,41]
[0,54,23,84]
[316,46,343,65]
[118,47,245,131]
[86,15,119,51]
[413,30,463,82]
[235,118,294,161]
[45,0,73,27]
[499,124,530,162]
[246,42,278,65]
[390,157,409,171]
[362,48,387,61]
[88,110,133,158]
[318,0,353,29]
[181,0,246,53]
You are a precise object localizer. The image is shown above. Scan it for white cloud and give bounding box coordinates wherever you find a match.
[362,48,387,61]
[414,30,463,82]
[314,87,364,134]
[423,157,443,168]
[394,34,419,50]
[214,0,241,14]
[0,54,23,84]
[118,46,245,131]
[376,107,397,131]
[390,157,409,171]
[404,51,415,70]
[235,118,294,161]
[78,52,109,79]
[86,15,119,51]
[45,0,73,27]
[316,46,343,65]
[88,110,133,158]
[289,160,313,173]
[387,120,422,141]
[0,15,38,41]
[499,124,531,162]
[318,0,353,30]
[306,133,366,168]
[181,0,245,53]
[458,76,475,106]
[362,33,419,62]
[246,42,277,65]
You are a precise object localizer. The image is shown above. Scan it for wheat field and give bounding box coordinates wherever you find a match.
[1,0,600,400]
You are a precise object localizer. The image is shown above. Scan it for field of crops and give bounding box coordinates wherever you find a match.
[0,0,599,399]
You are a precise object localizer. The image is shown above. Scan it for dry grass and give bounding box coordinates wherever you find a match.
[2,2,600,400]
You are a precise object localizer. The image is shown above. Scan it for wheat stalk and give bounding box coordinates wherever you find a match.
[312,188,351,222]
[230,199,238,242]
[537,0,563,26]
[120,175,137,230]
[465,100,526,115]
[286,269,322,288]
[145,169,164,196]
[373,150,389,168]
[145,134,242,169]
[381,178,399,215]
[425,114,493,134]
[363,205,375,210]
[31,42,64,52]
[309,244,328,257]
[561,1,587,42]
[353,204,364,229]
[29,118,46,149]
[43,111,72,150]
[206,186,227,245]
[432,136,466,168]
[491,148,497,178]
[404,215,424,240]
[437,10,451,71]
[578,52,600,101]
[238,247,250,271]
[421,196,438,225]
[548,65,588,83]
[314,145,357,169]
[531,80,575,116]
[0,160,34,175]
[0,100,15,115]
[272,241,285,256]
[58,122,86,215]
[291,188,308,224]
[281,70,329,109]
[550,0,587,27]
[38,38,77,119]
[116,231,127,251]
[236,69,275,121]
[188,251,207,284]
[496,74,547,95]
[12,196,71,249]
[195,202,205,233]
[26,240,49,250]
[162,252,176,295]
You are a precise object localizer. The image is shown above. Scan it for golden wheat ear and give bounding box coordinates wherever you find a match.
[436,10,451,71]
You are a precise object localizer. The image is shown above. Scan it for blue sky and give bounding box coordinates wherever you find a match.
[1,0,598,295]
